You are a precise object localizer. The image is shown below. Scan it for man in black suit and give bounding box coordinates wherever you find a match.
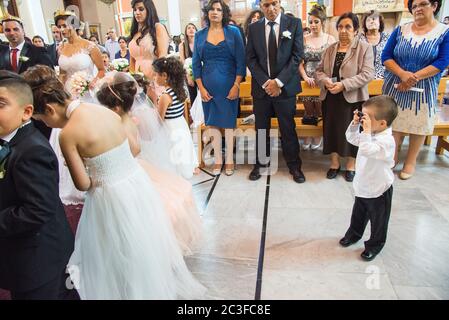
[246,0,305,183]
[0,17,54,139]
[47,25,63,66]
[0,71,76,300]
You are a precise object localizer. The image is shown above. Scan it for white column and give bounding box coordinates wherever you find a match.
[17,0,48,43]
[167,0,181,35]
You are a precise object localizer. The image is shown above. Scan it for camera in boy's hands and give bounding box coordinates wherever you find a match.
[357,111,364,122]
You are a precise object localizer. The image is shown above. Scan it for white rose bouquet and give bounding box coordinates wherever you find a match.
[67,71,91,99]
[184,57,194,83]
[111,58,130,72]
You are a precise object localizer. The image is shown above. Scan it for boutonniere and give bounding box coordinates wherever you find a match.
[0,145,11,180]
[0,160,7,179]
[281,30,292,40]
[19,56,30,63]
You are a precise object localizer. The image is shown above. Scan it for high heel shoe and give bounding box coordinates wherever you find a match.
[302,143,311,151]
[399,171,413,180]
[225,164,235,176]
[212,164,222,176]
[310,138,322,150]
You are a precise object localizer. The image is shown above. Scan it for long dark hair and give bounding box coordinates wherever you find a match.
[130,0,160,55]
[244,9,264,37]
[183,23,197,59]
[202,0,231,27]
[152,57,187,102]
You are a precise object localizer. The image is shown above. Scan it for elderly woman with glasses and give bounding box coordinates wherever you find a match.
[381,0,449,180]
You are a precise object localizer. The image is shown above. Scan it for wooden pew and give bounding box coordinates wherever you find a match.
[196,78,449,167]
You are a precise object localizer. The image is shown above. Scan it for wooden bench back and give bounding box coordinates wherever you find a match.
[240,77,449,99]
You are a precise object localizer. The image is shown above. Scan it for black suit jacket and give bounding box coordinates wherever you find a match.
[0,43,54,139]
[0,123,74,292]
[0,42,54,74]
[47,43,59,66]
[246,14,304,99]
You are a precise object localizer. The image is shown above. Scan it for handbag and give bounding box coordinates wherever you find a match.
[302,115,319,126]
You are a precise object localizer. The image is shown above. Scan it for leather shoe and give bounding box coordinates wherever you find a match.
[361,250,378,261]
[249,166,262,181]
[345,170,356,182]
[290,169,306,184]
[339,237,358,247]
[326,167,340,179]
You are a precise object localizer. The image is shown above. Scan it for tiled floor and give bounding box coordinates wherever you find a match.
[188,137,449,300]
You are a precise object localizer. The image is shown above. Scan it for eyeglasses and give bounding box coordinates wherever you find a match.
[411,1,431,11]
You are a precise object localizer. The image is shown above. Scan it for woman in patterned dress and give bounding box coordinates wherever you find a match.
[382,0,449,180]
[360,10,389,79]
[299,5,335,150]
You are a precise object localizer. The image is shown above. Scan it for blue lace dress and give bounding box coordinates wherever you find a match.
[201,41,239,129]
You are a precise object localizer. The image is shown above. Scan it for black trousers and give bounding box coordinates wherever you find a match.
[344,186,393,254]
[11,268,80,300]
[253,96,301,170]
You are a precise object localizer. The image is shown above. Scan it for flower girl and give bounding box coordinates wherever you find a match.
[153,57,199,179]
[95,71,202,255]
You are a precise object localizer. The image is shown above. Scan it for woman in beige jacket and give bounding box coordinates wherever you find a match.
[315,12,375,182]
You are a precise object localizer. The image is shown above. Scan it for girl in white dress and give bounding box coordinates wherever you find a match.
[24,65,205,300]
[153,57,199,179]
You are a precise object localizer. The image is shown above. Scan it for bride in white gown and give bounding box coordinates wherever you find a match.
[52,10,105,209]
[24,65,206,300]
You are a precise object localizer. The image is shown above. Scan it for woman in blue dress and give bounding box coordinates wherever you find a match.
[192,0,246,176]
[382,0,449,180]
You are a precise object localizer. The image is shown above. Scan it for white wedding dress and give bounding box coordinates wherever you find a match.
[51,43,98,206]
[65,101,206,300]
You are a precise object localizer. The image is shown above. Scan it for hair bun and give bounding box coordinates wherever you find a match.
[311,4,326,12]
[23,65,58,90]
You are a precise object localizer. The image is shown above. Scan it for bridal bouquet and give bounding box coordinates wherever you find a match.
[184,58,194,83]
[67,71,91,98]
[111,58,130,72]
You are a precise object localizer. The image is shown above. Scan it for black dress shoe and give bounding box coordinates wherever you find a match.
[339,237,358,247]
[326,167,340,179]
[289,169,306,184]
[345,170,356,182]
[249,166,262,181]
[361,250,378,261]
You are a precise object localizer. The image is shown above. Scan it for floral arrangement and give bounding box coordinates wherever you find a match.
[111,58,130,72]
[67,71,91,98]
[184,57,194,82]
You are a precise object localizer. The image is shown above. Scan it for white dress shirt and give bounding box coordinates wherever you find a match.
[9,41,26,69]
[263,15,284,89]
[105,39,120,60]
[346,123,395,198]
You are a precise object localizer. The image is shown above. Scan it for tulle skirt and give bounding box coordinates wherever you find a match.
[138,160,202,255]
[67,164,205,300]
[165,117,199,180]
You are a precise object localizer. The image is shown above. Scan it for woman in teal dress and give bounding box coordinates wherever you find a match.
[192,0,245,176]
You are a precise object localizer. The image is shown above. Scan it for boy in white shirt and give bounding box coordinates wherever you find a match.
[339,95,398,261]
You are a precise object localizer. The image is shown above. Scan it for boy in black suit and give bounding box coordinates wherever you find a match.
[0,71,76,300]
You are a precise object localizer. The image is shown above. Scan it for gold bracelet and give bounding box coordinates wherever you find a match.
[234,82,240,88]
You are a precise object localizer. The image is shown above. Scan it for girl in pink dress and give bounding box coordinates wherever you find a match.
[95,72,202,255]
[129,0,170,104]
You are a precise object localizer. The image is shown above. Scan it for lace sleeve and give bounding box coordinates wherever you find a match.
[86,41,96,54]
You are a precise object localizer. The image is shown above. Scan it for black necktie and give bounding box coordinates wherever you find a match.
[0,139,11,164]
[268,21,277,78]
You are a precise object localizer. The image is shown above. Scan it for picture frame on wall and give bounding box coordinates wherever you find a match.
[89,23,101,41]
